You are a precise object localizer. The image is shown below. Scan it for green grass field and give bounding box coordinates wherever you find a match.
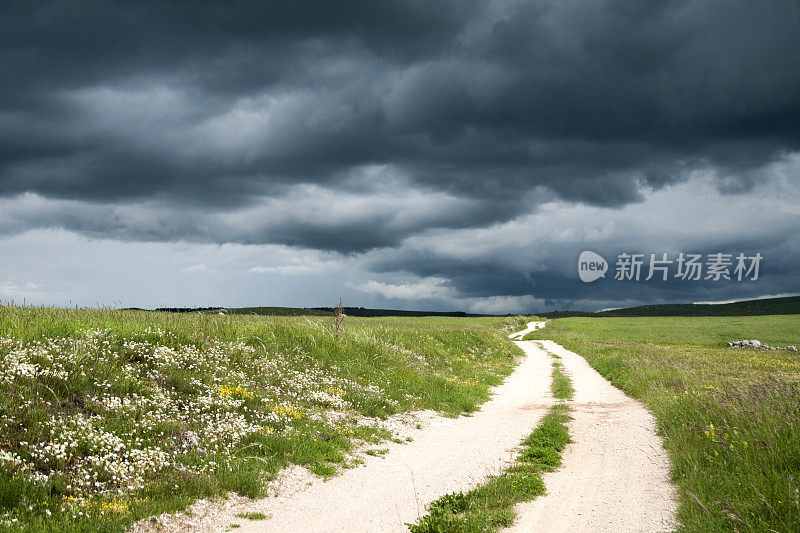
[5,306,799,532]
[525,315,800,532]
[0,306,527,531]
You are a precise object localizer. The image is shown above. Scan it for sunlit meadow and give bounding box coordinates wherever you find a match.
[0,306,526,531]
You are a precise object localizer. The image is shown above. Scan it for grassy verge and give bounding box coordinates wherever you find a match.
[407,406,571,533]
[550,362,573,400]
[0,306,529,531]
[525,315,800,531]
[407,338,573,532]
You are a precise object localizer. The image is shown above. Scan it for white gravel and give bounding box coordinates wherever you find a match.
[507,321,545,339]
[505,339,677,532]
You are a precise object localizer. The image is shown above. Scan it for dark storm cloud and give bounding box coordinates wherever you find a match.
[3,0,800,212]
[356,170,800,310]
[1,0,799,309]
[362,227,800,312]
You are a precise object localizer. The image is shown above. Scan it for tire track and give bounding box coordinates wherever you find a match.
[207,331,555,532]
[505,337,677,532]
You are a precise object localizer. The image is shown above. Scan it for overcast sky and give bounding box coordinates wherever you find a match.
[1,0,799,313]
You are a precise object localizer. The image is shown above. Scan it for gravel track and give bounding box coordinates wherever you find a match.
[140,322,676,532]
[505,338,677,532]
[154,335,553,532]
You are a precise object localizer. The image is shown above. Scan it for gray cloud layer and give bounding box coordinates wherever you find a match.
[1,0,799,309]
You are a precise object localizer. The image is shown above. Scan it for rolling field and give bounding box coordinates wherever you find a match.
[0,306,525,531]
[4,306,799,532]
[525,315,800,531]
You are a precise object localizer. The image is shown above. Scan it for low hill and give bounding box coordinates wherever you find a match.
[146,295,800,319]
[541,295,800,318]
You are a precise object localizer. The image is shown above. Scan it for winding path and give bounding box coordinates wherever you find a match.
[145,322,676,532]
[230,331,556,532]
[507,320,545,339]
[505,337,677,532]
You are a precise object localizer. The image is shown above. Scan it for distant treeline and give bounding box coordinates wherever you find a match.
[310,307,483,317]
[139,306,490,317]
[151,307,225,313]
[227,306,491,317]
[540,296,800,318]
[132,295,799,318]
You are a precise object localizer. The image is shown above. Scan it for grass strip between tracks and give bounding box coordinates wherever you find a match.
[408,341,572,532]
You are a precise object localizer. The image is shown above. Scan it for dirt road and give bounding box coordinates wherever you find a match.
[505,339,677,532]
[196,337,555,532]
[140,322,676,532]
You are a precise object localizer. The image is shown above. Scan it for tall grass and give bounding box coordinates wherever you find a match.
[0,305,528,531]
[550,362,573,400]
